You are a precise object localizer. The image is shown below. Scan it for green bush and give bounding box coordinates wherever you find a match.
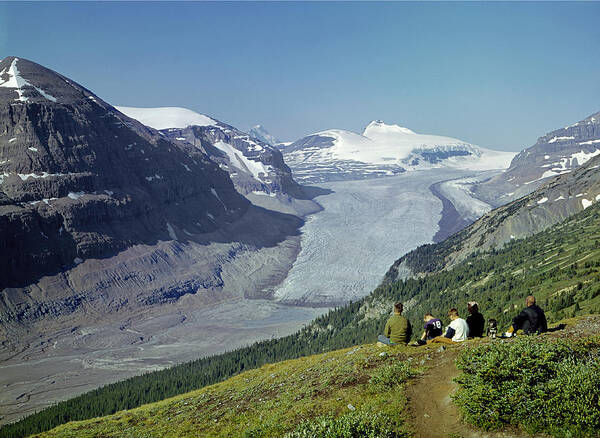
[453,337,600,437]
[284,411,408,438]
[369,361,415,390]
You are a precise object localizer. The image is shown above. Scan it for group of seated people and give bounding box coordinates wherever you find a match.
[377,295,548,346]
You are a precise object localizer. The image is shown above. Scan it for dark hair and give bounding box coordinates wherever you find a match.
[424,312,433,318]
[394,302,403,313]
[448,308,459,317]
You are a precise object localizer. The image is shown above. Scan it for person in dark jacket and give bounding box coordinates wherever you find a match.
[466,301,485,338]
[506,295,548,336]
[415,313,443,345]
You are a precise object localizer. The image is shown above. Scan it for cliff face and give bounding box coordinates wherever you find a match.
[0,57,249,290]
[0,57,303,336]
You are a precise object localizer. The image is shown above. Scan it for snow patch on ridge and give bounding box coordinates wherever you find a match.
[213,141,269,180]
[548,136,574,144]
[0,58,57,102]
[115,106,218,130]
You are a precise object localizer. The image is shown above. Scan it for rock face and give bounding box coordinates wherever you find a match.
[474,111,600,206]
[116,107,319,217]
[0,57,303,340]
[281,121,516,183]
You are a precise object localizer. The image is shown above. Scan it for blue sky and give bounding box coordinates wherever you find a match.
[1,1,599,150]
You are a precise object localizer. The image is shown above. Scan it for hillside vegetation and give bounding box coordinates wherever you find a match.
[30,318,600,437]
[455,332,600,437]
[5,202,600,437]
[35,344,422,438]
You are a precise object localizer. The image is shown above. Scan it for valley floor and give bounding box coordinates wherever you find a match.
[0,169,496,426]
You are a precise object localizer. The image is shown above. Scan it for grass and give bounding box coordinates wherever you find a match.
[34,344,422,438]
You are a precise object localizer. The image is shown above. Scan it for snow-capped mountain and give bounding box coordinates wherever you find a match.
[281,120,516,183]
[248,124,279,146]
[474,111,600,206]
[117,107,318,216]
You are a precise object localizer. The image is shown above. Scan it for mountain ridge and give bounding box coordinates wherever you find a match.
[281,120,516,183]
[117,106,320,217]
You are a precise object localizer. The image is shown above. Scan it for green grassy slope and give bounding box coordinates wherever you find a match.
[5,201,600,438]
[34,318,600,438]
[35,344,422,438]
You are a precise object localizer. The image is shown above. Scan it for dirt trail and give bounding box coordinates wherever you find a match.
[405,345,543,438]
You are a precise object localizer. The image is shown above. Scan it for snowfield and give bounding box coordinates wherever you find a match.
[116,106,218,130]
[283,120,516,183]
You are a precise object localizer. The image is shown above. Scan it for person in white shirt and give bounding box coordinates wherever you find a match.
[429,308,469,344]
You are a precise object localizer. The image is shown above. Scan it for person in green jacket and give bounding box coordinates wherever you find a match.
[378,302,412,345]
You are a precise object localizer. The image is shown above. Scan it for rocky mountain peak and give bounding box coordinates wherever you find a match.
[0,56,103,106]
[474,109,600,205]
[0,57,251,289]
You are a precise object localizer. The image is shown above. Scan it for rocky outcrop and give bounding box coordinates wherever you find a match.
[248,124,279,146]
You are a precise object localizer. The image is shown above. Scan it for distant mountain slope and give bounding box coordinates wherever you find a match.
[386,152,600,283]
[281,120,516,183]
[117,107,319,216]
[474,111,600,206]
[0,57,303,361]
[248,124,279,146]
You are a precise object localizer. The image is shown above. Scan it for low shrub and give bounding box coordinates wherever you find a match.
[284,411,408,438]
[454,336,600,437]
[369,361,415,390]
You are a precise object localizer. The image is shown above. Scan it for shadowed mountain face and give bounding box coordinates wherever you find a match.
[0,57,304,334]
[474,111,600,206]
[0,56,249,289]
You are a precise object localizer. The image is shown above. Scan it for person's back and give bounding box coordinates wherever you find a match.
[449,317,469,342]
[378,302,411,345]
[509,295,548,336]
[385,314,411,344]
[521,304,547,334]
[467,311,485,338]
[425,317,443,339]
[429,308,469,344]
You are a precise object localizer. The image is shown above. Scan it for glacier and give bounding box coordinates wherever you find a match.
[273,169,486,305]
